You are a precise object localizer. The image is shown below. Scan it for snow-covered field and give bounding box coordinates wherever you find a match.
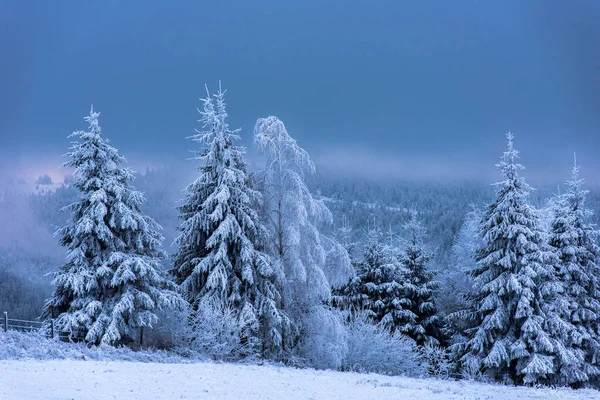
[1,359,598,400]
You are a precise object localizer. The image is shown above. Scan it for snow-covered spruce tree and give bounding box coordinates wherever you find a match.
[336,215,357,259]
[547,155,600,385]
[331,216,360,317]
[43,106,183,345]
[253,116,352,368]
[455,132,566,385]
[170,85,289,358]
[536,192,585,387]
[336,228,410,332]
[398,210,443,346]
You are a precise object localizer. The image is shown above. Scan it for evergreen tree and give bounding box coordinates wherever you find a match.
[547,155,600,385]
[398,210,443,346]
[331,216,360,316]
[336,215,357,259]
[336,228,409,330]
[43,106,182,345]
[457,133,557,384]
[253,116,351,367]
[171,85,289,357]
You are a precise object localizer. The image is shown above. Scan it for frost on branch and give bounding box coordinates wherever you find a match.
[44,106,184,345]
[455,133,560,384]
[253,116,352,366]
[171,86,290,358]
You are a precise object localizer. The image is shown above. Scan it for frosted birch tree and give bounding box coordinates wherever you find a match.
[442,205,483,344]
[43,106,183,345]
[253,116,352,367]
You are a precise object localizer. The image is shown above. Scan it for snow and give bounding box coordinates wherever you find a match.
[171,86,288,357]
[0,359,598,400]
[253,115,352,366]
[44,106,183,345]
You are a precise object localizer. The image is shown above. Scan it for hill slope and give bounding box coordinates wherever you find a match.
[1,359,598,400]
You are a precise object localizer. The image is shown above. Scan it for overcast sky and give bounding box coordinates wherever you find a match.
[1,1,599,185]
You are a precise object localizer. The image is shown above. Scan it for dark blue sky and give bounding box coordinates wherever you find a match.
[1,1,599,184]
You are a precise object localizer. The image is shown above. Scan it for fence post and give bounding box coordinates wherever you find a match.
[50,319,55,339]
[3,312,7,332]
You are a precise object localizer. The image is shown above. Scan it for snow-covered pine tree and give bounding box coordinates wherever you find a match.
[253,116,352,368]
[331,215,360,316]
[338,228,410,331]
[547,155,600,385]
[43,106,183,345]
[457,132,558,385]
[171,85,289,358]
[537,192,585,387]
[398,210,443,346]
[336,215,356,257]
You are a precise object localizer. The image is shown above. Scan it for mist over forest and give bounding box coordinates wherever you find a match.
[2,160,599,321]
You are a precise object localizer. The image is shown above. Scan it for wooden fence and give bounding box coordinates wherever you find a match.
[2,311,82,341]
[2,311,145,344]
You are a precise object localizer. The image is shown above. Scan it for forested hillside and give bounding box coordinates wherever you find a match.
[2,169,598,320]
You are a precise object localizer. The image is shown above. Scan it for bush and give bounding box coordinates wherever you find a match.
[459,356,490,383]
[341,314,425,377]
[141,307,191,350]
[418,343,452,378]
[179,301,258,361]
[296,307,347,370]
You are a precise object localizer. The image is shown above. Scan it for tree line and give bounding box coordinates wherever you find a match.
[39,84,600,388]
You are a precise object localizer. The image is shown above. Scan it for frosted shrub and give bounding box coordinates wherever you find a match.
[419,343,452,378]
[461,357,485,382]
[297,307,347,370]
[142,307,191,350]
[184,301,258,361]
[342,314,424,377]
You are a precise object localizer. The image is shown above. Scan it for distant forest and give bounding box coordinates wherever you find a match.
[2,169,598,320]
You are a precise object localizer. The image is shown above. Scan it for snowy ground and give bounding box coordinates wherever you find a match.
[1,360,598,400]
